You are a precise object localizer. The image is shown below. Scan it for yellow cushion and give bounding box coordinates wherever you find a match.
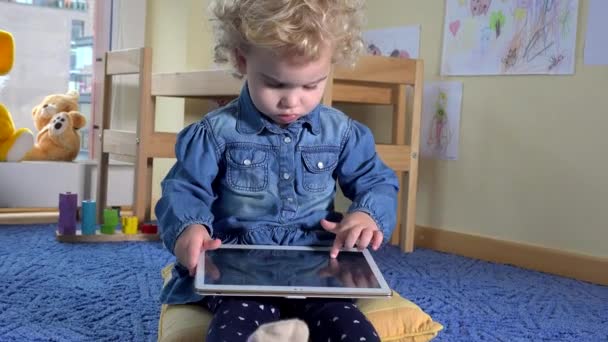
[158,264,443,342]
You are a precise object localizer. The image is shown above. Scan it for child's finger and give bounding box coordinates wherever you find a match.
[344,226,362,249]
[187,242,201,276]
[330,235,344,258]
[371,230,384,250]
[320,219,339,232]
[357,229,374,250]
[203,238,222,251]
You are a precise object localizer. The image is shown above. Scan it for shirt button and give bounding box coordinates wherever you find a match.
[282,173,290,180]
[283,136,292,143]
[317,161,324,169]
[243,159,252,166]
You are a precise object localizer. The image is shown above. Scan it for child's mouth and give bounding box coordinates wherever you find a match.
[276,114,298,124]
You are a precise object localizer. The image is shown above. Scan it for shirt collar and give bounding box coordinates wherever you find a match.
[236,82,321,135]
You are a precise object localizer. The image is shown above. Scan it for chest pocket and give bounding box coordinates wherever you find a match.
[301,149,339,192]
[226,147,269,192]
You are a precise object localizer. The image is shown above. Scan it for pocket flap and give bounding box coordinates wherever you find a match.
[302,150,338,173]
[227,148,267,167]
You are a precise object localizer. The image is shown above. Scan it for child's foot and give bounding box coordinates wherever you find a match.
[247,318,309,342]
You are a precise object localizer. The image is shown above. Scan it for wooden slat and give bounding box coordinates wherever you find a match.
[109,154,136,164]
[391,84,407,246]
[56,231,160,243]
[0,211,58,225]
[102,129,137,156]
[106,48,142,75]
[332,82,392,104]
[0,207,55,213]
[403,60,424,253]
[376,144,411,171]
[334,55,417,85]
[133,48,154,223]
[96,69,114,222]
[145,132,177,158]
[0,207,134,225]
[151,70,243,97]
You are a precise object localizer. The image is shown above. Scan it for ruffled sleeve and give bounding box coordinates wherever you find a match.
[155,119,222,254]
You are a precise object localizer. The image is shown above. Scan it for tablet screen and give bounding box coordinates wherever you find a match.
[201,247,382,289]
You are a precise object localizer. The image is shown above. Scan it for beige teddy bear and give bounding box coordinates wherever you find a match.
[31,90,80,132]
[23,111,86,161]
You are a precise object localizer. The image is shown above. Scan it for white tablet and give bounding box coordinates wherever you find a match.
[194,244,392,299]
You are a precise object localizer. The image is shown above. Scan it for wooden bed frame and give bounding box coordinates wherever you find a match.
[93,47,423,252]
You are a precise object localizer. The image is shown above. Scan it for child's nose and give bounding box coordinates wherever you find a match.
[279,91,299,109]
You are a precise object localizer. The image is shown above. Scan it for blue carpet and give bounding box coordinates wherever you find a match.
[0,224,606,342]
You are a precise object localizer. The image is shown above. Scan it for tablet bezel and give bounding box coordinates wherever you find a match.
[194,244,392,298]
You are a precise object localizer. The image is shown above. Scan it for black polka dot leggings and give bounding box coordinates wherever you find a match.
[201,296,381,342]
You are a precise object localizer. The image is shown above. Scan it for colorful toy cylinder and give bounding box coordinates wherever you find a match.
[81,200,97,235]
[140,223,158,234]
[101,208,119,234]
[122,216,138,235]
[58,192,77,235]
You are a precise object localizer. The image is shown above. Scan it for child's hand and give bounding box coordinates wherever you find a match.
[174,224,222,277]
[320,212,383,258]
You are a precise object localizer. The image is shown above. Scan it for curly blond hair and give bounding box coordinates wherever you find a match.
[210,0,365,68]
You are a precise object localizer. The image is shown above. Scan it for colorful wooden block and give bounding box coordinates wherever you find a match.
[58,192,77,235]
[81,200,97,235]
[122,216,139,235]
[141,223,158,234]
[101,208,119,234]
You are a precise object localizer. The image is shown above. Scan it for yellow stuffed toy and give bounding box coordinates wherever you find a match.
[0,29,34,161]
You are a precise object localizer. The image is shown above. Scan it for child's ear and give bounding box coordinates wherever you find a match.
[69,111,87,129]
[234,48,247,75]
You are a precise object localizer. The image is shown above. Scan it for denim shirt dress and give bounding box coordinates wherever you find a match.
[155,84,399,304]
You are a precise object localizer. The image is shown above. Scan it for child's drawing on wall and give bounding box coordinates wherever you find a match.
[426,89,451,153]
[441,0,579,75]
[421,81,463,160]
[363,26,420,59]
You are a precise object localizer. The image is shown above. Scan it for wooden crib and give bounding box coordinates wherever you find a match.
[95,47,423,252]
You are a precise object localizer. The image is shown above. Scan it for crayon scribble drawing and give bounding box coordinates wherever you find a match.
[363,26,420,59]
[441,0,579,75]
[421,82,463,161]
[426,90,452,154]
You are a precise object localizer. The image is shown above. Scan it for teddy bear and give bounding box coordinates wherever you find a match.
[31,90,80,132]
[0,29,34,162]
[23,111,86,161]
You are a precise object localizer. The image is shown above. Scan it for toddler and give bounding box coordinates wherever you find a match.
[156,0,398,340]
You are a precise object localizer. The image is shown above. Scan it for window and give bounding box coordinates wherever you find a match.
[0,0,97,160]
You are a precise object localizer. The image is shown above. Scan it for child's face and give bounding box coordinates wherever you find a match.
[236,45,331,126]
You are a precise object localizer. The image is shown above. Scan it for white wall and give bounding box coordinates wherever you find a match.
[0,162,133,208]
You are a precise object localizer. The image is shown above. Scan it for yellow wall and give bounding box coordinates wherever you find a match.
[367,0,607,258]
[146,0,608,257]
[145,0,216,205]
